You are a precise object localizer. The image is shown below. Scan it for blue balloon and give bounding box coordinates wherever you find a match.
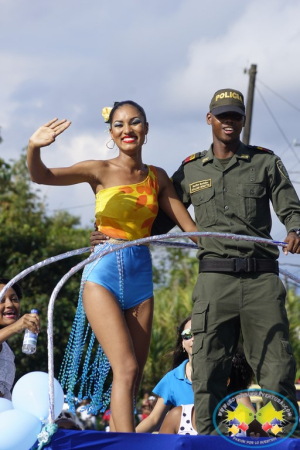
[0,409,41,450]
[12,371,64,422]
[0,398,13,414]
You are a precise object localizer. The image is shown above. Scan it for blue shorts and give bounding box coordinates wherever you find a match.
[84,243,153,310]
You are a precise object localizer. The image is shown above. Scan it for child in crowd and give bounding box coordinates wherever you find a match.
[0,277,40,400]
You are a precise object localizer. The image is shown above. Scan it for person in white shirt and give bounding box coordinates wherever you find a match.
[0,278,40,400]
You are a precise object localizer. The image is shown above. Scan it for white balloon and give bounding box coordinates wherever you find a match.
[0,409,41,450]
[0,398,13,414]
[12,371,64,422]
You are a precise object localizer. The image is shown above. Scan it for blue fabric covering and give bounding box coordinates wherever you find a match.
[153,360,193,406]
[43,429,300,450]
[86,243,153,309]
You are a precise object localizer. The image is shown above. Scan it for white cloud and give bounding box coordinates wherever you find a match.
[164,0,300,114]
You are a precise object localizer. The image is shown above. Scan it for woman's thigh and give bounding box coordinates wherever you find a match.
[83,281,137,373]
[125,297,154,386]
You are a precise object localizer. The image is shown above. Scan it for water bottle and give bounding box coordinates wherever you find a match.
[22,309,39,354]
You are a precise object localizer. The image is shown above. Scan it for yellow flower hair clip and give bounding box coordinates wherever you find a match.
[102,107,113,124]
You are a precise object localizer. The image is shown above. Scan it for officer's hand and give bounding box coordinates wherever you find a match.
[283,232,300,255]
[90,230,109,252]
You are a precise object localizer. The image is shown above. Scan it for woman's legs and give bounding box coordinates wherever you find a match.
[125,297,154,400]
[83,281,139,432]
[109,297,154,432]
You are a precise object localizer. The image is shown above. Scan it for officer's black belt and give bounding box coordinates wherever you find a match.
[199,258,279,274]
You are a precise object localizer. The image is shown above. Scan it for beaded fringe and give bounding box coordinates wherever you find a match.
[59,243,124,415]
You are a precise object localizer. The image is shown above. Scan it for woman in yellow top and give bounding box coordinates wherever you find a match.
[27,101,197,433]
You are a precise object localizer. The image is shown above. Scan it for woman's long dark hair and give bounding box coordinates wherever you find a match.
[171,316,192,370]
[0,277,22,300]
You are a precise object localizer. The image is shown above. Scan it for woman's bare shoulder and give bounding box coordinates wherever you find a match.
[152,166,170,186]
[152,166,168,176]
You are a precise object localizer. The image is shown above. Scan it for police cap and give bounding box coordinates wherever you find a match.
[209,88,246,116]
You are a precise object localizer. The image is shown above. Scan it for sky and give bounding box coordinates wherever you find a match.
[1,0,300,276]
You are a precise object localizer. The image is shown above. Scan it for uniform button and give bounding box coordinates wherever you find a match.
[223,188,227,192]
[224,206,229,211]
[250,190,254,194]
[250,178,254,182]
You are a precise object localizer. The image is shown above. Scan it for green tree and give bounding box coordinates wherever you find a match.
[0,152,89,380]
[142,245,198,392]
[285,285,300,380]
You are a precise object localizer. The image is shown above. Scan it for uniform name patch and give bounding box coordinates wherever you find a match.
[190,179,212,193]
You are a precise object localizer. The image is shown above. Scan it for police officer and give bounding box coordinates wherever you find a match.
[90,88,300,436]
[154,88,300,436]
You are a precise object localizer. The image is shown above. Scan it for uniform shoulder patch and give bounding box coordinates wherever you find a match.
[276,159,290,181]
[182,151,207,165]
[249,145,274,155]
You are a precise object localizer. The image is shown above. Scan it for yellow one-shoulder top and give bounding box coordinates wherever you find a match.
[95,165,159,241]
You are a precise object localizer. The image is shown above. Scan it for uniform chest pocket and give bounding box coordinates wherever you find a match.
[192,187,216,227]
[237,184,266,220]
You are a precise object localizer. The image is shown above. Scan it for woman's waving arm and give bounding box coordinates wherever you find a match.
[27,118,98,187]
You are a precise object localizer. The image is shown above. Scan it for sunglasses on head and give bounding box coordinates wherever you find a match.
[181,328,194,340]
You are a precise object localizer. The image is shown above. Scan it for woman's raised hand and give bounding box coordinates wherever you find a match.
[29,118,71,149]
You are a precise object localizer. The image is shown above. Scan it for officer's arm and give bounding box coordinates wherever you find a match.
[151,165,191,236]
[269,157,300,254]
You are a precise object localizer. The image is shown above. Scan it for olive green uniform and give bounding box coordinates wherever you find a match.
[153,141,300,435]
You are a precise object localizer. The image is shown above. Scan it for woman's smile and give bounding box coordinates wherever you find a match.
[122,135,137,143]
[2,310,18,320]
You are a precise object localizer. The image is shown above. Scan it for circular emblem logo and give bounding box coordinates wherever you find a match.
[213,388,298,447]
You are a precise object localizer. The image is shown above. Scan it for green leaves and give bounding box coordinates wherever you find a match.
[142,245,198,392]
[285,287,300,380]
[0,152,88,381]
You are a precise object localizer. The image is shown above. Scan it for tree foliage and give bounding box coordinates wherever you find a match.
[285,284,300,380]
[0,153,89,380]
[142,245,198,392]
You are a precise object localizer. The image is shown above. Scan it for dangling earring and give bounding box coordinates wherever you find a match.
[144,135,148,145]
[106,139,115,149]
[182,346,186,352]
